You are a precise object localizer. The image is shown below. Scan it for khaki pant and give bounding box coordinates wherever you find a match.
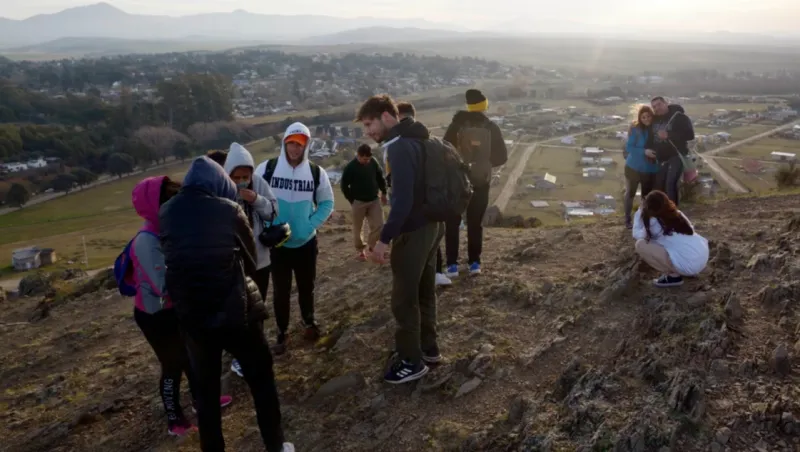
[351,199,384,251]
[635,239,677,274]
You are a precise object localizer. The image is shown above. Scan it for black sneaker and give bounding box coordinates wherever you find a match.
[653,274,684,288]
[422,345,442,364]
[384,360,429,384]
[273,332,288,356]
[625,217,633,229]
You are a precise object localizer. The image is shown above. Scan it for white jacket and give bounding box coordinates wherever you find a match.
[632,207,709,276]
[224,142,278,270]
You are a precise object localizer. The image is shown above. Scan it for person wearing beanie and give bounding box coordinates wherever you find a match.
[442,89,508,277]
[465,89,489,113]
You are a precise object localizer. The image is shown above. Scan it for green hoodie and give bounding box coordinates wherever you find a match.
[340,157,387,203]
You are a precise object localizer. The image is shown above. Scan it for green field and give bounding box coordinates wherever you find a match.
[0,139,358,277]
[714,157,781,193]
[505,145,626,224]
[719,136,800,160]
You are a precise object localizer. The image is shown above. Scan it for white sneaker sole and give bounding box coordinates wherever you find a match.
[422,354,442,364]
[231,363,243,377]
[385,365,429,384]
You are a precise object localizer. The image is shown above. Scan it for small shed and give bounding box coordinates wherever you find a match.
[583,167,606,178]
[40,248,57,266]
[12,247,41,271]
[595,194,616,206]
[771,152,797,162]
[582,147,604,156]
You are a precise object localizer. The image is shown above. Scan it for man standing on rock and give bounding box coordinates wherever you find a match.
[442,89,508,277]
[397,100,452,287]
[355,94,443,384]
[340,143,387,261]
[649,96,695,206]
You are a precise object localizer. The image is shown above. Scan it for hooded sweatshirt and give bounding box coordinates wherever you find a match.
[649,104,695,162]
[184,156,239,201]
[379,118,431,244]
[131,176,170,314]
[224,142,278,269]
[255,122,334,249]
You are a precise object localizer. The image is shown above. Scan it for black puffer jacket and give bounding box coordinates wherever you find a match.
[159,156,268,330]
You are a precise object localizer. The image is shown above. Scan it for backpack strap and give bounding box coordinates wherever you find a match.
[262,158,278,184]
[309,161,320,206]
[262,157,320,206]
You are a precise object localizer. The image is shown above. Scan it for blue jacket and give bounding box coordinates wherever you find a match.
[625,127,659,173]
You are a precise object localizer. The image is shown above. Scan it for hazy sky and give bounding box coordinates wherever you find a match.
[4,0,798,33]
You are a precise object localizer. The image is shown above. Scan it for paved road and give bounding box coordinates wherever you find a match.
[704,120,800,157]
[493,125,621,212]
[693,120,800,194]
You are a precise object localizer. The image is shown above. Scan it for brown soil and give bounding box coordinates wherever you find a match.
[2,194,800,452]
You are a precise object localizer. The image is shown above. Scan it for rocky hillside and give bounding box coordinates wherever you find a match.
[1,194,800,452]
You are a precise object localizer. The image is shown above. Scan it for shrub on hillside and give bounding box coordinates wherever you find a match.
[680,181,701,203]
[775,162,799,189]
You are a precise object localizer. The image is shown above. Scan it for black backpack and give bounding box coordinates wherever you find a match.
[262,158,321,205]
[419,137,473,222]
[456,121,494,187]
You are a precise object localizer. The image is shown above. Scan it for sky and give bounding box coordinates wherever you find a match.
[3,0,799,34]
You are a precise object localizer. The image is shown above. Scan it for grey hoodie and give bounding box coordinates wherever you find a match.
[224,142,278,270]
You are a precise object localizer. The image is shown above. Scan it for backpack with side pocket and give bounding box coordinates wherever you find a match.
[113,228,157,297]
[456,121,494,187]
[419,137,473,222]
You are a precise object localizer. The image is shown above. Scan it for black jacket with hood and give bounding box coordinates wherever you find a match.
[442,111,509,171]
[379,118,431,244]
[159,156,267,331]
[647,104,695,162]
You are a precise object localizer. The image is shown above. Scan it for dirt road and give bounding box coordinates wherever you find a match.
[493,125,621,212]
[693,120,800,194]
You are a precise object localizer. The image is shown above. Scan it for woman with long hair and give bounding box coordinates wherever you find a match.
[632,190,708,287]
[623,104,659,228]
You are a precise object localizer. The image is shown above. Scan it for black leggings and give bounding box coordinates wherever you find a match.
[134,308,197,427]
[184,323,285,452]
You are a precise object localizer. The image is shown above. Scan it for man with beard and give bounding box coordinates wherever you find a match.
[355,94,444,384]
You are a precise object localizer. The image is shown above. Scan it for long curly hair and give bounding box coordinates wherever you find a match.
[642,190,694,240]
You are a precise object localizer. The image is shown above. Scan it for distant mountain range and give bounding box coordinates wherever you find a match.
[0,2,467,48]
[2,2,800,60]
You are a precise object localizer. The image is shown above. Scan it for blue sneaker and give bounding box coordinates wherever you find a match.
[445,264,459,278]
[231,359,243,377]
[469,262,481,275]
[384,360,429,384]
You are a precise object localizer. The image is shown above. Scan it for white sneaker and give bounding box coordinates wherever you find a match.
[282,443,296,452]
[435,273,452,286]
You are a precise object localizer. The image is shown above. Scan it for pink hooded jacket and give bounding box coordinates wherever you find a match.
[131,176,171,313]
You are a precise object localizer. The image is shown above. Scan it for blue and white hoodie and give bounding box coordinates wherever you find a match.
[255,122,334,249]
